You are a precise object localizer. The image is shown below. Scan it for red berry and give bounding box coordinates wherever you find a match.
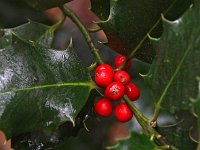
[104,82,125,101]
[95,64,114,87]
[115,102,133,122]
[114,70,130,85]
[114,55,131,70]
[94,98,113,117]
[96,64,113,72]
[125,83,140,101]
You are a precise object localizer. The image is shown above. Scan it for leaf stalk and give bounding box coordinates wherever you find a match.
[124,95,178,150]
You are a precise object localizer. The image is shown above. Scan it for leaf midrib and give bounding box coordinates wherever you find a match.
[0,82,94,95]
[153,38,193,116]
[128,0,177,60]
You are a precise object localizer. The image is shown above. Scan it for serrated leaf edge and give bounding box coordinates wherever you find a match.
[145,2,197,117]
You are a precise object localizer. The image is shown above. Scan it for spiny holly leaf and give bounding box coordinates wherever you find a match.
[91,0,193,62]
[0,20,61,48]
[107,132,159,150]
[146,0,200,114]
[10,90,99,150]
[145,2,200,149]
[0,23,94,138]
[23,0,72,11]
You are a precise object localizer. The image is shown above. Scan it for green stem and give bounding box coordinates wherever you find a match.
[150,44,192,123]
[88,62,97,71]
[60,5,104,65]
[124,95,178,150]
[124,95,149,124]
[51,14,66,31]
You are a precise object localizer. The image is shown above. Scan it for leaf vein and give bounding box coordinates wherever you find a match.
[0,82,92,95]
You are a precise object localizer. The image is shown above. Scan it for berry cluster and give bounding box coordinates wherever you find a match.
[94,55,140,123]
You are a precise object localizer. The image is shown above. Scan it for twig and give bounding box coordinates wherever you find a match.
[60,5,104,65]
[124,95,178,150]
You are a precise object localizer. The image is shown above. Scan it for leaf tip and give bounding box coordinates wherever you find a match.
[161,13,175,25]
[98,39,108,44]
[68,117,76,127]
[147,33,160,42]
[106,143,119,150]
[93,19,110,24]
[139,73,149,79]
[161,13,170,23]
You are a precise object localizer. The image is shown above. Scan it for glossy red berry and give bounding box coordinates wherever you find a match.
[115,102,133,122]
[125,83,140,101]
[114,70,130,85]
[114,55,131,70]
[104,82,125,101]
[94,98,113,117]
[96,64,114,72]
[95,64,114,87]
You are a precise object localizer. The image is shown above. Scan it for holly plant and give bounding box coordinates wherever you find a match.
[0,0,200,149]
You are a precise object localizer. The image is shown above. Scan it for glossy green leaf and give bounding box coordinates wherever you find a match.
[23,0,71,10]
[146,0,200,114]
[0,22,94,138]
[107,132,159,150]
[56,118,114,150]
[0,20,59,48]
[91,0,193,62]
[145,2,200,149]
[11,89,100,150]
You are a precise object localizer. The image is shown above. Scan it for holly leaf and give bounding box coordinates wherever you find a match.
[0,20,61,48]
[23,0,72,10]
[0,22,94,138]
[146,0,200,115]
[145,1,200,149]
[91,0,193,62]
[107,132,159,150]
